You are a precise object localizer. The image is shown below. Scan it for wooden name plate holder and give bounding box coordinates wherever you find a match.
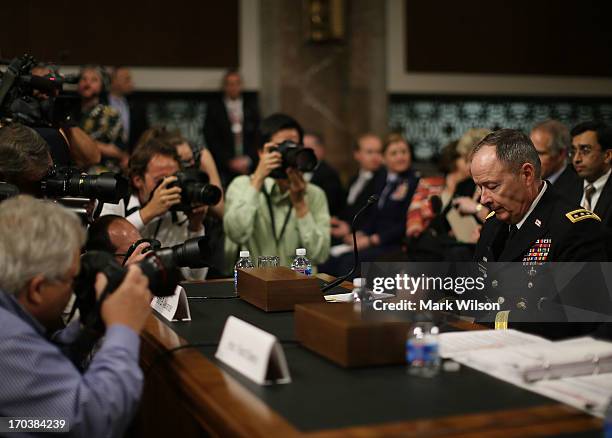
[237,267,324,312]
[295,302,412,367]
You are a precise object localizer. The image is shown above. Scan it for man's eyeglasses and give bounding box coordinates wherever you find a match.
[569,144,594,158]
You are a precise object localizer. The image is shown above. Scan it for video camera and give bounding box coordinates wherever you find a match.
[269,140,318,179]
[153,169,222,212]
[0,54,80,127]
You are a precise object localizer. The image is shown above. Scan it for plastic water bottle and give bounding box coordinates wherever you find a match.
[291,248,312,276]
[234,250,254,294]
[406,323,440,377]
[604,397,612,438]
[351,278,372,302]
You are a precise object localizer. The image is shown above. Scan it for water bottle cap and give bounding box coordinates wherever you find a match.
[239,250,250,257]
[296,248,306,256]
[353,278,365,287]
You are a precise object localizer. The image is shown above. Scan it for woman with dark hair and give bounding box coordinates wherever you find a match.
[77,65,128,173]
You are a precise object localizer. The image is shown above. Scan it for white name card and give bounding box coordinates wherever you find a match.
[215,316,291,385]
[151,285,192,322]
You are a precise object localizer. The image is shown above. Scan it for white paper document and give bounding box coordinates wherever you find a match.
[440,330,612,418]
[439,329,550,358]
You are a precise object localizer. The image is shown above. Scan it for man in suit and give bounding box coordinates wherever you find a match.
[109,67,148,151]
[330,133,383,239]
[203,70,260,186]
[571,121,612,228]
[303,132,345,216]
[530,119,581,201]
[471,129,609,334]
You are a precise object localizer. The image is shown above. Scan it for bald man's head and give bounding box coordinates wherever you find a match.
[86,215,142,264]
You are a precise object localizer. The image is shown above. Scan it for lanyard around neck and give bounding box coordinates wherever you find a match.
[262,184,293,246]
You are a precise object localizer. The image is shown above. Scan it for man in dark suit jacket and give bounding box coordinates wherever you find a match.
[203,70,260,186]
[472,129,609,337]
[109,67,148,152]
[330,134,384,240]
[530,120,581,203]
[303,132,345,217]
[571,121,612,229]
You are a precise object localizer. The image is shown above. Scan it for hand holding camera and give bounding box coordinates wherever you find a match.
[98,265,152,334]
[251,142,283,190]
[140,176,182,225]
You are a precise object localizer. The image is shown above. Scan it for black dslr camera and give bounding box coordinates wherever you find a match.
[65,236,210,368]
[75,236,211,324]
[153,169,222,212]
[42,166,128,204]
[269,140,318,179]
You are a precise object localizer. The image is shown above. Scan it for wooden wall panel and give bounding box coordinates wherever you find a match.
[405,0,612,77]
[1,0,238,67]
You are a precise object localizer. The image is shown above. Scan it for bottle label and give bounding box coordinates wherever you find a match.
[234,269,238,292]
[305,266,312,276]
[406,340,438,365]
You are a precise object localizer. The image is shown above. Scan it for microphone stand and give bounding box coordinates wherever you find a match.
[321,195,379,293]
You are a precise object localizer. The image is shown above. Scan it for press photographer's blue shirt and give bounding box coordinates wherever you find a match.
[0,291,143,438]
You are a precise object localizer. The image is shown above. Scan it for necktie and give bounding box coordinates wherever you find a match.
[583,184,596,211]
[503,224,519,253]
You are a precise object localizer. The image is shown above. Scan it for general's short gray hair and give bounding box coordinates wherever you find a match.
[531,119,570,157]
[0,123,50,184]
[472,128,541,179]
[0,196,86,295]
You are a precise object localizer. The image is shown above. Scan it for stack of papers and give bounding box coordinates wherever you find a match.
[439,330,612,418]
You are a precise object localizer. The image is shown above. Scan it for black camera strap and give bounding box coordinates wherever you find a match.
[262,184,292,246]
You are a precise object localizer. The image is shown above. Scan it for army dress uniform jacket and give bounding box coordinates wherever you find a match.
[473,182,610,337]
[475,182,606,263]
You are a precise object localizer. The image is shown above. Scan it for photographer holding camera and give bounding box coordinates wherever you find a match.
[0,196,152,438]
[100,139,211,280]
[224,113,330,269]
[0,122,52,195]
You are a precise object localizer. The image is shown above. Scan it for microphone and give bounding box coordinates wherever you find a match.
[430,195,443,216]
[321,195,379,293]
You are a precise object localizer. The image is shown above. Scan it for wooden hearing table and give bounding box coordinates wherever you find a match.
[132,276,602,437]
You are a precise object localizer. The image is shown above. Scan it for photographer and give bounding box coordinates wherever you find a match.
[86,215,151,265]
[30,63,101,168]
[0,122,52,194]
[100,139,208,280]
[0,196,152,438]
[224,113,330,269]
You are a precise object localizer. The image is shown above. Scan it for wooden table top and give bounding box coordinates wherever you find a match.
[137,276,603,438]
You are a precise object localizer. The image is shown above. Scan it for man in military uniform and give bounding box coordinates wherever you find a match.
[470,129,610,335]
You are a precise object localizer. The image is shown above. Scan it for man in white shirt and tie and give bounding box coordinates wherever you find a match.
[330,133,383,240]
[570,121,612,228]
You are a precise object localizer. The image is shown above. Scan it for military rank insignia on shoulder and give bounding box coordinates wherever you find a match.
[485,211,495,221]
[565,209,601,223]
